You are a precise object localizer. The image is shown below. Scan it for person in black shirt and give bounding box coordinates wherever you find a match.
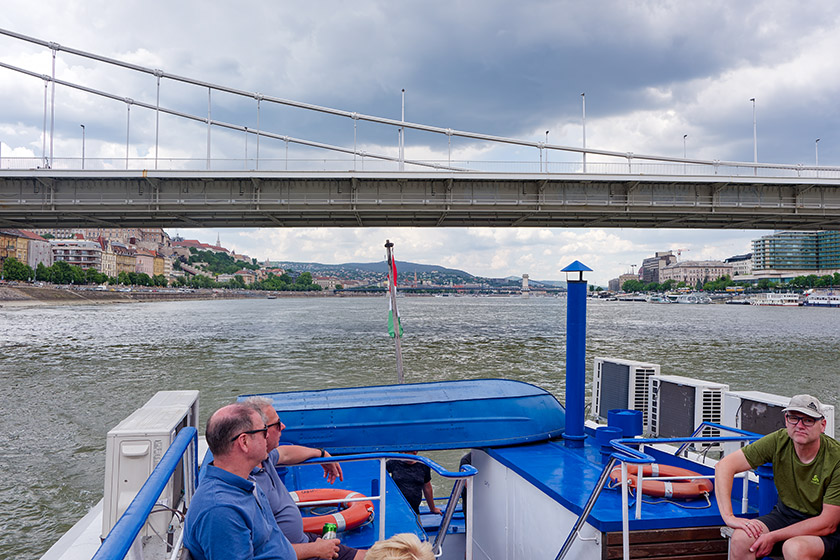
[386,452,442,515]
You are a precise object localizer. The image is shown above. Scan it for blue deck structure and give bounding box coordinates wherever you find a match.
[486,435,756,534]
[243,377,761,558]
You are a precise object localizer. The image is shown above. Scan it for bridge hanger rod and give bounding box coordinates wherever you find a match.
[0,59,465,172]
[1,28,559,155]
[2,27,837,172]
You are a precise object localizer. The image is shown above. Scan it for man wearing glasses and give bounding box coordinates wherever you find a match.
[715,394,840,560]
[244,397,366,560]
[184,403,296,560]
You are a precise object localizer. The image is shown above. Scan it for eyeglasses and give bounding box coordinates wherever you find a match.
[785,413,821,427]
[266,419,282,430]
[230,425,269,442]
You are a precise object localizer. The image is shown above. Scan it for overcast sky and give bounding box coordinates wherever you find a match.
[2,1,839,285]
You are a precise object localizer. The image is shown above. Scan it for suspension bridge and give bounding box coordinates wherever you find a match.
[1,28,840,230]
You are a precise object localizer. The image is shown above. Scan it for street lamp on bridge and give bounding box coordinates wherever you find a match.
[750,97,757,170]
[816,138,821,166]
[545,130,549,172]
[581,93,587,173]
[80,124,85,170]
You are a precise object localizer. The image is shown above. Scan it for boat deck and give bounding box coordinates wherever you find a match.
[487,435,757,533]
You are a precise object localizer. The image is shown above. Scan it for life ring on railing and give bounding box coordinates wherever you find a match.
[608,463,713,499]
[290,488,375,534]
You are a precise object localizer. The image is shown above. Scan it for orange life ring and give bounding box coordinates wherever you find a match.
[609,463,713,499]
[290,488,375,534]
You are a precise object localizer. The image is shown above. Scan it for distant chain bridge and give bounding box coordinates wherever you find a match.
[1,27,840,230]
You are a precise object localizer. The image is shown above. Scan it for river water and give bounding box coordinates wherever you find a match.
[1,296,839,559]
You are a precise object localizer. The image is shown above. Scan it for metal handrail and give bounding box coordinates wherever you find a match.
[674,422,760,457]
[555,426,762,560]
[93,426,198,560]
[304,452,477,549]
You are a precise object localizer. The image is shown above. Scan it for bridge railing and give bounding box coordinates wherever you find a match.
[4,156,840,179]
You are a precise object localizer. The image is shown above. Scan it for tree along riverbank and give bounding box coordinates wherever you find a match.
[0,284,340,307]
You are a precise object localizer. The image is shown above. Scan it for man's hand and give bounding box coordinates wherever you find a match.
[750,530,778,558]
[311,538,340,559]
[722,514,764,541]
[321,450,343,484]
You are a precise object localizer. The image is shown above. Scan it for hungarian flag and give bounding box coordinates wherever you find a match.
[388,295,403,338]
[387,255,403,338]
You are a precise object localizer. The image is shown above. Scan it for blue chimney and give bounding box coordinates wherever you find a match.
[561,260,592,448]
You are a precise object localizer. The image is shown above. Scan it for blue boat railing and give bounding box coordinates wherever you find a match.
[95,441,475,560]
[93,426,199,560]
[556,423,762,560]
[304,452,478,557]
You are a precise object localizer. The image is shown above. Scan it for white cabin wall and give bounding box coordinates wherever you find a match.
[470,450,602,560]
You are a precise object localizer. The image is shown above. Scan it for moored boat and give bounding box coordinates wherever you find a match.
[748,292,802,306]
[673,293,712,304]
[803,291,840,307]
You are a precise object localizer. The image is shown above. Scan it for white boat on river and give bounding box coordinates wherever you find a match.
[803,291,840,307]
[40,278,832,560]
[749,292,803,306]
[673,293,712,304]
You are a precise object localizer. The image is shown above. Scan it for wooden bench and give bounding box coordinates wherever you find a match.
[604,527,728,560]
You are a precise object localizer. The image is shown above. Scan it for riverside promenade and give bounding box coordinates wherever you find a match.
[0,284,329,307]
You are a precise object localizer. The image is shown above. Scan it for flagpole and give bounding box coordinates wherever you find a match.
[385,239,404,383]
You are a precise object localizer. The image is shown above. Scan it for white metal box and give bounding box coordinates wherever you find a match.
[102,390,199,540]
[591,357,660,428]
[649,375,728,449]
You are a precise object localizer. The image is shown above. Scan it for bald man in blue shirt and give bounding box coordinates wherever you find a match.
[184,403,296,560]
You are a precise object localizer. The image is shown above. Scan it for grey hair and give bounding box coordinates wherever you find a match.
[242,396,274,421]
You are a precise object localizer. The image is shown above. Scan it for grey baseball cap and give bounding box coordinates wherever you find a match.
[783,394,826,419]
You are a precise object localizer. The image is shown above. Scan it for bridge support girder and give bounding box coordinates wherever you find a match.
[2,172,840,230]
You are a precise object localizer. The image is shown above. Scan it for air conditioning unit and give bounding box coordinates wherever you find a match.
[102,390,199,541]
[649,375,728,450]
[591,357,660,427]
[723,390,835,455]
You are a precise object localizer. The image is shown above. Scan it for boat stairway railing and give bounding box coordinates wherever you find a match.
[94,437,477,560]
[93,426,199,560]
[303,453,478,558]
[556,422,762,560]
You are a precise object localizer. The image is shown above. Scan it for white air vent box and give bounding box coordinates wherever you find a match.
[591,357,660,428]
[102,390,199,540]
[649,375,728,450]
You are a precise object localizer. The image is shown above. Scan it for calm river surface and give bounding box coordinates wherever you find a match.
[1,296,839,558]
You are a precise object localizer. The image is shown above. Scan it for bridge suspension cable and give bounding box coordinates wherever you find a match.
[3,26,830,174]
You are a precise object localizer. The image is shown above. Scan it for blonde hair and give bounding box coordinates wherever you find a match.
[365,533,434,560]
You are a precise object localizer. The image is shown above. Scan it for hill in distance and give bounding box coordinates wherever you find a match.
[271,261,564,288]
[271,260,472,277]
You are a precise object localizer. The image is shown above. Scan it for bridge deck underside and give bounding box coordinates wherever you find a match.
[2,174,839,229]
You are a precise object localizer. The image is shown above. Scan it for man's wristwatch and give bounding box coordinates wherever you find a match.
[319,448,326,458]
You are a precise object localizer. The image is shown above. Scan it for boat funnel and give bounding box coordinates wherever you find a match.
[561,260,592,448]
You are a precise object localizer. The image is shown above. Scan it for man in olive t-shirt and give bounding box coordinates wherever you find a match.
[715,394,840,560]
